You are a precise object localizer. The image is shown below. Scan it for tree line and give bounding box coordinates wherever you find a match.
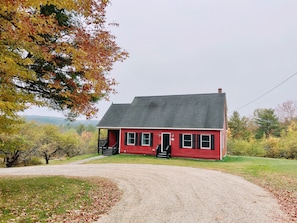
[228,100,297,159]
[0,121,103,167]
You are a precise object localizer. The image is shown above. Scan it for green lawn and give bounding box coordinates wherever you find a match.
[0,176,121,223]
[88,154,297,178]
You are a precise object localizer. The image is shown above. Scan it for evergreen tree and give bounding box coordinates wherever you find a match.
[254,108,281,139]
[228,111,251,140]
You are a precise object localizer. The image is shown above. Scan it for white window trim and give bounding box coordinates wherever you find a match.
[200,134,211,150]
[127,132,136,145]
[182,134,192,148]
[161,133,171,152]
[141,132,151,146]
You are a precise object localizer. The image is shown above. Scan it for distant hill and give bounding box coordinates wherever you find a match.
[22,115,100,126]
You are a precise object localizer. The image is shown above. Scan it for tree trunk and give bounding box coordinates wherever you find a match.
[5,150,20,167]
[43,152,50,164]
[45,157,49,164]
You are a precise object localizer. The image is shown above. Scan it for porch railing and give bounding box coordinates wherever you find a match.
[155,144,161,157]
[165,145,171,158]
[102,141,119,156]
[156,144,171,158]
[111,142,119,155]
[101,141,108,154]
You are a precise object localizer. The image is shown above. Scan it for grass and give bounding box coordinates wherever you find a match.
[87,154,297,176]
[88,154,297,220]
[0,176,122,223]
[0,153,99,166]
[48,153,99,165]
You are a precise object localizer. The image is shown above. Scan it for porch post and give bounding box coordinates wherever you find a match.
[98,128,101,154]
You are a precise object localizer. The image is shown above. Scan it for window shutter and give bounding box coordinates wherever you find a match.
[150,133,153,146]
[179,134,183,148]
[125,133,127,145]
[197,134,201,149]
[192,134,196,149]
[139,133,142,146]
[135,133,138,146]
[211,135,215,150]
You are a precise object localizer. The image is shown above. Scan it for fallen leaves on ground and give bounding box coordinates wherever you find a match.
[253,175,297,222]
[47,177,122,223]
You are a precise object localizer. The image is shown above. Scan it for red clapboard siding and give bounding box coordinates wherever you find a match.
[120,129,222,160]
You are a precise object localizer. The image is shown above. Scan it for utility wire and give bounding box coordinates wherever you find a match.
[235,71,297,111]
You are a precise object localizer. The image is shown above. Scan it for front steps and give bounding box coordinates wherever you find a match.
[156,151,170,159]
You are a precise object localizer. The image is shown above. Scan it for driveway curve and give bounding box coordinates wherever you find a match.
[0,164,288,223]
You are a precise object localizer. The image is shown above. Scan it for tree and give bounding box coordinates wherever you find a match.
[275,100,297,125]
[0,121,33,167]
[279,122,297,159]
[86,131,99,153]
[36,124,63,164]
[80,130,98,154]
[0,0,128,124]
[59,129,81,157]
[0,133,29,167]
[253,108,281,139]
[76,124,87,135]
[228,111,251,140]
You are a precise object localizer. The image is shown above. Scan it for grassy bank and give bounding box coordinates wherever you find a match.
[88,155,297,220]
[0,176,122,223]
[49,153,99,165]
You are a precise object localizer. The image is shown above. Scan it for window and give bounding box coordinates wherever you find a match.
[200,134,211,149]
[183,134,192,148]
[127,132,136,145]
[141,133,151,146]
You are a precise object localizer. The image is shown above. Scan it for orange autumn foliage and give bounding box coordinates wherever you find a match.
[0,0,128,126]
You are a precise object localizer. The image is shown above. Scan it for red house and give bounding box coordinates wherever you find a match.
[97,89,228,160]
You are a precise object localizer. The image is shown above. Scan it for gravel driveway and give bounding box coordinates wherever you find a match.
[0,164,289,223]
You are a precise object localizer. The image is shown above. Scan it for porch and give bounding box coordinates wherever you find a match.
[98,128,119,156]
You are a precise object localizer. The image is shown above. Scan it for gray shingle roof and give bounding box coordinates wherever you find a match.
[97,104,130,128]
[97,93,226,129]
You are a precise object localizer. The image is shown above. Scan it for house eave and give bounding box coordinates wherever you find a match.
[98,126,224,131]
[97,126,121,129]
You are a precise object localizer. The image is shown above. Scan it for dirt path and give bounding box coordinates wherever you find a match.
[0,164,289,223]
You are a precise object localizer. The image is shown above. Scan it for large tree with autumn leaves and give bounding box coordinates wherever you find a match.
[0,0,128,129]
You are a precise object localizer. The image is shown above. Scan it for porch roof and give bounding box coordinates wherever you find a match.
[97,103,130,128]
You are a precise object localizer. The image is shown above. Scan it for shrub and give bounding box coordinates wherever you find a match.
[23,157,43,166]
[264,137,280,158]
[278,122,297,159]
[227,139,265,157]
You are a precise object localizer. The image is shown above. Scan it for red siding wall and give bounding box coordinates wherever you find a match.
[120,129,222,160]
[108,130,118,147]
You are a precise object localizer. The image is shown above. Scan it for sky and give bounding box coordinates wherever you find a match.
[23,0,297,119]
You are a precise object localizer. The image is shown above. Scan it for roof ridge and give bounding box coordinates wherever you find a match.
[134,92,225,99]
